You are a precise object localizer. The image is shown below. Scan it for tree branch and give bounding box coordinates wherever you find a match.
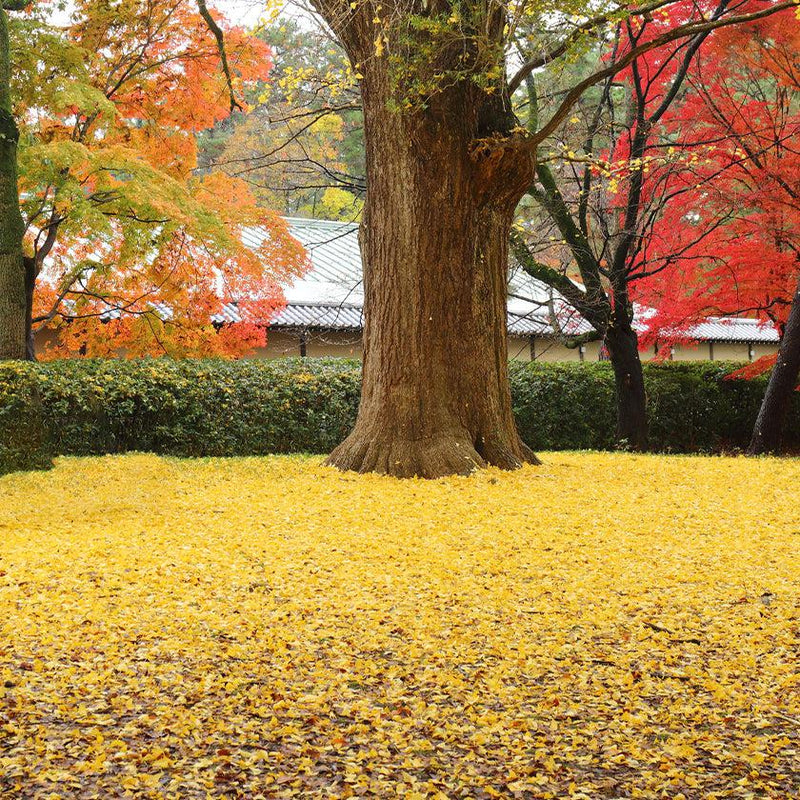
[530,0,799,148]
[510,230,591,315]
[196,0,242,113]
[508,0,677,95]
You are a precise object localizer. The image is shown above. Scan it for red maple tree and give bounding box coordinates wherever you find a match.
[633,8,799,354]
[629,7,800,451]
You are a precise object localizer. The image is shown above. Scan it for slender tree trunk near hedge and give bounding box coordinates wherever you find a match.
[0,5,26,361]
[605,320,648,451]
[24,255,36,360]
[324,49,539,477]
[747,277,800,455]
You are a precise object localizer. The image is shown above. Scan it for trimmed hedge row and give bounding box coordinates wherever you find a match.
[0,358,797,473]
[0,365,52,475]
[36,359,362,458]
[509,361,800,453]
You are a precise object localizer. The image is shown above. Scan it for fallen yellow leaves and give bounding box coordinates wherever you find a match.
[0,452,797,798]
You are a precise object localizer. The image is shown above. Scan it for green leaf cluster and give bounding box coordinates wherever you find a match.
[0,363,52,475]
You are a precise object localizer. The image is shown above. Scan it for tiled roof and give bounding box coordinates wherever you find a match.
[77,217,781,344]
[214,301,555,336]
[269,302,364,331]
[242,219,364,307]
[687,317,779,344]
[260,218,780,344]
[256,218,584,336]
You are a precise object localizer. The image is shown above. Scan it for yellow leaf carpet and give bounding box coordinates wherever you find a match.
[0,453,797,798]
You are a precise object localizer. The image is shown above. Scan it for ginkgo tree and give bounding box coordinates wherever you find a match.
[3,0,306,359]
[305,0,796,477]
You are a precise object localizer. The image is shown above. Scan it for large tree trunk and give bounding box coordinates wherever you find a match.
[605,320,648,451]
[747,277,800,455]
[0,6,26,361]
[325,49,538,477]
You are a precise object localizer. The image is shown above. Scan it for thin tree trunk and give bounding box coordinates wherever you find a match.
[747,277,800,455]
[325,62,539,477]
[0,5,26,360]
[24,255,36,360]
[605,320,648,450]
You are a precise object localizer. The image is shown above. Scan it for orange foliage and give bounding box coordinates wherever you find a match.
[20,0,307,358]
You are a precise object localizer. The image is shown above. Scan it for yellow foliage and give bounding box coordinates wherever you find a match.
[317,187,363,220]
[0,453,797,797]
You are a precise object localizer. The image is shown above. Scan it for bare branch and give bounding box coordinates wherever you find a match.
[508,0,677,95]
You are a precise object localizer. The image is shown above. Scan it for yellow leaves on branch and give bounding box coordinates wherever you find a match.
[0,453,798,797]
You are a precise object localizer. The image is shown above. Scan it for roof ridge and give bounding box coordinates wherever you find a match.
[278,301,364,309]
[703,316,765,325]
[284,216,360,229]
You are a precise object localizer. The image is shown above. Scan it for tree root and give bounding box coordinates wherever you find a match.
[476,433,542,468]
[327,427,539,478]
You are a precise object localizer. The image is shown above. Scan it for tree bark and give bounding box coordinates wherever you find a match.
[24,255,36,360]
[0,5,26,360]
[747,277,800,455]
[604,320,648,450]
[322,33,539,476]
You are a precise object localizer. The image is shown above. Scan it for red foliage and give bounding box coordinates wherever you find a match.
[628,7,800,371]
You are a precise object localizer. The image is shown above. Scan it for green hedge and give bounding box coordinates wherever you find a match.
[34,359,362,457]
[0,359,797,469]
[0,363,52,475]
[510,361,799,452]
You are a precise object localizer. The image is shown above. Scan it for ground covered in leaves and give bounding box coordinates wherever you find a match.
[0,453,797,799]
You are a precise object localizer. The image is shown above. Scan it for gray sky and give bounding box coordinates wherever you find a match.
[48,0,319,31]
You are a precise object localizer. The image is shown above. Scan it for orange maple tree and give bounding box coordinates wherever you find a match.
[14,0,307,358]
